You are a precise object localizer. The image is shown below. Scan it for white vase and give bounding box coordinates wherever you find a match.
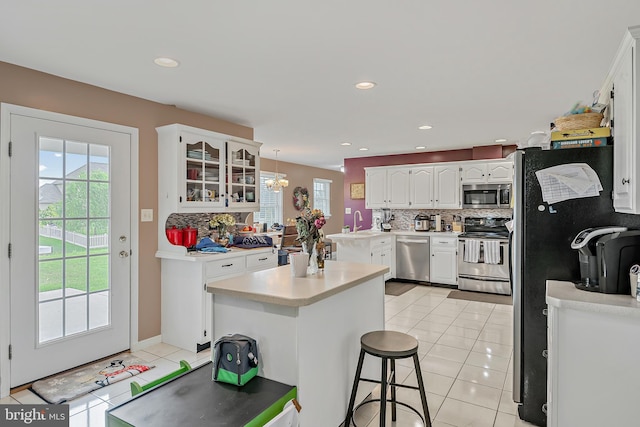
[307,244,319,275]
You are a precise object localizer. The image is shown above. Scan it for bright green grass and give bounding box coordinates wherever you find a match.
[39,236,109,293]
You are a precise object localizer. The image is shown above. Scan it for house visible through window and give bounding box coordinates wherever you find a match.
[254,172,284,226]
[313,178,332,218]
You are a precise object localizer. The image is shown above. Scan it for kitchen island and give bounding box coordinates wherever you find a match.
[206,260,388,426]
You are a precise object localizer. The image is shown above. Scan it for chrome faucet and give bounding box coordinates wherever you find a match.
[353,210,363,232]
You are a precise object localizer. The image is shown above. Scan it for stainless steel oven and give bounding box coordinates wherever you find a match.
[462,183,511,209]
[457,217,511,295]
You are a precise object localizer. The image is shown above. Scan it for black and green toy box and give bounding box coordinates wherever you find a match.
[213,334,259,386]
[551,137,609,149]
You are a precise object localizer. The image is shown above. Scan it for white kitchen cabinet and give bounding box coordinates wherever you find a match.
[460,160,513,184]
[227,140,261,210]
[371,236,395,280]
[600,26,640,214]
[365,167,410,209]
[546,280,640,427]
[434,165,460,209]
[328,233,395,280]
[157,124,227,213]
[409,166,435,208]
[365,168,388,209]
[160,248,277,353]
[430,235,457,285]
[366,163,460,209]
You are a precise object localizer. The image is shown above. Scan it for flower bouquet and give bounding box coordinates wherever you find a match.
[209,213,236,246]
[295,208,326,273]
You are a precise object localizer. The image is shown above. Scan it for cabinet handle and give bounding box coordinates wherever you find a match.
[622,178,630,185]
[542,403,548,415]
[258,257,268,261]
[542,308,548,316]
[222,263,233,267]
[542,349,548,358]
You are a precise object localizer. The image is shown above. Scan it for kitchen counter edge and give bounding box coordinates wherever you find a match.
[546,280,640,318]
[206,261,388,307]
[155,246,275,262]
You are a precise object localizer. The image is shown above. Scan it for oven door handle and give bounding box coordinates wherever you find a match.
[458,274,510,283]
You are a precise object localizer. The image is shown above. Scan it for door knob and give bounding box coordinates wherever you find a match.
[119,251,129,258]
[119,235,127,242]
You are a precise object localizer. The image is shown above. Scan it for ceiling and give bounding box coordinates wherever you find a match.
[1,2,639,170]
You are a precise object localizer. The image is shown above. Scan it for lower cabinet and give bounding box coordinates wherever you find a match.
[371,236,395,281]
[546,290,640,427]
[330,234,395,281]
[160,248,277,352]
[430,236,458,285]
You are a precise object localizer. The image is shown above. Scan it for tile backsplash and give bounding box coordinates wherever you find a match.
[166,212,252,238]
[376,208,513,231]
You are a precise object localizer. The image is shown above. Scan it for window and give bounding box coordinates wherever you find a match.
[254,172,283,226]
[313,178,332,217]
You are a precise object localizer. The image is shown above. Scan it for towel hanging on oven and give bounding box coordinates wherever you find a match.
[463,239,480,263]
[483,240,500,264]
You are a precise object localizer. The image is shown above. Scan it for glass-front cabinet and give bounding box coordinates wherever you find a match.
[227,141,260,209]
[182,131,225,209]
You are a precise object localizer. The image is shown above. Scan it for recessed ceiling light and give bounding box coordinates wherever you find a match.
[415,146,426,150]
[418,125,433,130]
[154,57,179,68]
[340,142,352,146]
[359,147,369,151]
[495,138,507,143]
[355,81,376,90]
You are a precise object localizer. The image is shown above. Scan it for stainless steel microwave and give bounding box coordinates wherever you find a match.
[462,183,511,209]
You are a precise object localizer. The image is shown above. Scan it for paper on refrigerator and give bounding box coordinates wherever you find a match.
[535,163,603,204]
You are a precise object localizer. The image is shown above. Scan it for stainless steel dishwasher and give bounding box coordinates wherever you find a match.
[396,234,430,281]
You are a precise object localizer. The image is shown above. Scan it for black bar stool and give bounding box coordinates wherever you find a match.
[344,330,431,427]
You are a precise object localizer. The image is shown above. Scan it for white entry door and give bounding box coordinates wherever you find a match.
[8,111,132,387]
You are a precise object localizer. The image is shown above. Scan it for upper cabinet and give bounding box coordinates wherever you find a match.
[461,160,513,184]
[226,141,260,210]
[366,163,460,209]
[434,165,460,209]
[600,26,640,214]
[157,124,261,215]
[409,166,434,208]
[365,167,410,209]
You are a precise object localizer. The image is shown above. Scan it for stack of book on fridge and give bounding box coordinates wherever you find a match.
[551,127,610,149]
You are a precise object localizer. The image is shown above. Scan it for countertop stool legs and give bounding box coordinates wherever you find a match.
[344,330,432,427]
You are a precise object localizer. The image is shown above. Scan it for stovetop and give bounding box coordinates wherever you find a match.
[459,231,509,240]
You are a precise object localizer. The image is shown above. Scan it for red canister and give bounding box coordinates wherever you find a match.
[182,226,198,247]
[166,226,183,246]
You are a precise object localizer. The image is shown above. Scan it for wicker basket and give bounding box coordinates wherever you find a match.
[554,112,603,131]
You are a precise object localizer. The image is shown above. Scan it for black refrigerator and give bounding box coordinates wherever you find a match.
[511,145,640,426]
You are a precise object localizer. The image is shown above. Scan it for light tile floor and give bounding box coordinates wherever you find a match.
[3,285,536,427]
[2,344,213,427]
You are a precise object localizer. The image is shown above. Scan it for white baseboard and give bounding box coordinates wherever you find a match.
[131,335,162,352]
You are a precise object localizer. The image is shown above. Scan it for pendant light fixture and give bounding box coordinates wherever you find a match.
[265,149,289,193]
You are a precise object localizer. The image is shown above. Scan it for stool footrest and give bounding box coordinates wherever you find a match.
[358,377,422,392]
[353,398,426,426]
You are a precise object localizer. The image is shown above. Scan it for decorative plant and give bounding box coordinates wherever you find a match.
[295,207,326,253]
[209,214,236,236]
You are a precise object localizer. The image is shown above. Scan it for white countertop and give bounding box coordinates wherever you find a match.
[326,229,460,240]
[546,280,640,318]
[206,260,388,307]
[156,246,274,262]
